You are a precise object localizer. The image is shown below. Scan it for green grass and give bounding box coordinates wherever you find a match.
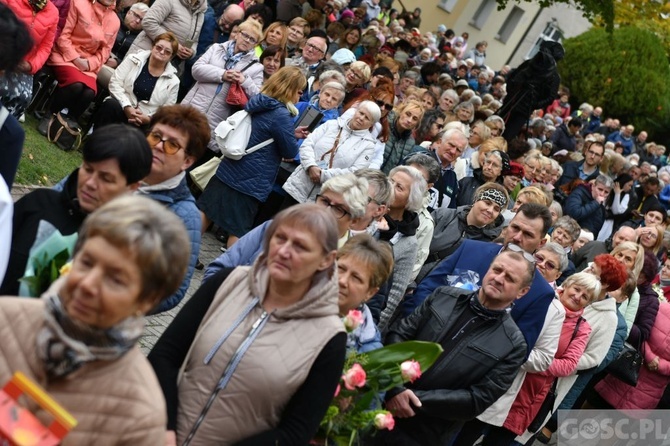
[15,115,82,187]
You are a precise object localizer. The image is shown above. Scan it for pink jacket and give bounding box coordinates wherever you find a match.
[2,0,58,74]
[504,307,591,435]
[47,0,119,77]
[596,301,670,410]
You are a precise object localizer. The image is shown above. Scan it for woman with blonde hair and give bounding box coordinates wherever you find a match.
[198,66,308,247]
[183,19,264,157]
[343,60,372,103]
[380,99,424,174]
[286,17,310,58]
[254,21,287,57]
[469,136,507,172]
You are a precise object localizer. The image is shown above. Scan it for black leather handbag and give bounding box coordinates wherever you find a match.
[606,340,643,386]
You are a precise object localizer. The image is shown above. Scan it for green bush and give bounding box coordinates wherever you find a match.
[559,27,670,136]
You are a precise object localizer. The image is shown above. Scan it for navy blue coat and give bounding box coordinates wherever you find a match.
[402,239,555,357]
[564,184,606,235]
[555,160,599,188]
[216,94,299,202]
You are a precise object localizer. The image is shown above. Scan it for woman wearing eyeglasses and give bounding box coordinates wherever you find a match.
[533,242,569,289]
[92,33,180,129]
[182,19,264,159]
[286,17,310,58]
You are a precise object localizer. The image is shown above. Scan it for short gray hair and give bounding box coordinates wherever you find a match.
[130,2,149,12]
[595,174,614,189]
[441,89,459,103]
[321,173,369,219]
[405,152,441,184]
[553,216,581,243]
[537,241,569,273]
[389,165,427,212]
[357,100,382,124]
[355,168,394,206]
[319,70,346,87]
[441,127,467,145]
[320,81,346,102]
[562,271,602,304]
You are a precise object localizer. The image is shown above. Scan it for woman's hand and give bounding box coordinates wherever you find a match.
[294,126,309,139]
[177,44,194,59]
[648,356,660,372]
[307,166,322,184]
[17,61,31,73]
[223,70,244,83]
[613,182,622,195]
[73,57,90,72]
[165,430,177,446]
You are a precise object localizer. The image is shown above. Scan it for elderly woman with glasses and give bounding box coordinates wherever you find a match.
[343,60,371,103]
[457,150,511,207]
[283,100,380,205]
[93,32,180,129]
[533,242,569,289]
[286,17,310,58]
[182,19,264,157]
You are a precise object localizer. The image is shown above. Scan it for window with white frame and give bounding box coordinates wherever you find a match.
[525,21,563,59]
[439,0,459,13]
[470,0,496,29]
[496,6,525,43]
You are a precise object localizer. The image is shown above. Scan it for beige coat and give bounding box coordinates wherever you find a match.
[0,298,166,446]
[176,262,344,445]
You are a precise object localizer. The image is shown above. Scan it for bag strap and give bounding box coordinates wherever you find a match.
[238,60,257,73]
[320,127,344,169]
[244,138,274,155]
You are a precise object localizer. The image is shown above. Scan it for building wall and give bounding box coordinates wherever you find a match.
[507,3,591,67]
[397,0,542,69]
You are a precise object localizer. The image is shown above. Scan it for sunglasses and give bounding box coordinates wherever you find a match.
[373,98,393,112]
[146,131,183,155]
[504,243,537,265]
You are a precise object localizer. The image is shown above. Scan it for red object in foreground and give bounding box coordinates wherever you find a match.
[0,372,77,446]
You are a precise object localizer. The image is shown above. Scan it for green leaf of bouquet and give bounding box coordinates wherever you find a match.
[364,341,443,374]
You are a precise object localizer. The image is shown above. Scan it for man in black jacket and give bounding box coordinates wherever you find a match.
[377,249,530,445]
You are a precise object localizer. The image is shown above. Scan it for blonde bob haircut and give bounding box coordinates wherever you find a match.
[261,66,307,104]
[337,233,394,289]
[517,186,552,207]
[562,271,602,304]
[238,19,264,44]
[74,195,191,306]
[349,61,372,84]
[262,22,288,49]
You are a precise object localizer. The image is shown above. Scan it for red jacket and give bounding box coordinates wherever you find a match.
[596,301,670,410]
[2,0,58,74]
[503,306,591,435]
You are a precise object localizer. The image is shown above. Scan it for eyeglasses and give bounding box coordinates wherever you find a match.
[239,31,258,44]
[586,149,603,157]
[304,42,325,55]
[348,69,364,81]
[153,44,173,55]
[372,98,393,112]
[534,253,557,271]
[315,194,351,219]
[146,131,184,155]
[368,196,384,206]
[128,10,144,22]
[504,243,536,265]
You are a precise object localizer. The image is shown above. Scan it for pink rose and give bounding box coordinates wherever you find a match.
[374,412,395,430]
[342,363,366,390]
[343,309,364,331]
[400,360,422,383]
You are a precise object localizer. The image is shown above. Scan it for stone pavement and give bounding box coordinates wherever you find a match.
[10,185,225,356]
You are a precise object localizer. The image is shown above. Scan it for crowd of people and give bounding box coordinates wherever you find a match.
[2,0,670,444]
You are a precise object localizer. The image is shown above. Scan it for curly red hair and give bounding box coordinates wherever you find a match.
[594,254,628,292]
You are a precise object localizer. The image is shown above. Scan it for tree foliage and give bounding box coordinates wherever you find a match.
[608,0,670,57]
[558,27,670,135]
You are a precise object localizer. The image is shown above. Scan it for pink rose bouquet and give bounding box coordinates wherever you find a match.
[315,339,442,445]
[343,310,364,331]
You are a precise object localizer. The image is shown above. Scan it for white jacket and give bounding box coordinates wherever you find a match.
[477,298,564,427]
[283,117,376,203]
[108,50,179,116]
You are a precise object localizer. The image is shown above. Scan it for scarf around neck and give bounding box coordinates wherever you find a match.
[36,284,145,379]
